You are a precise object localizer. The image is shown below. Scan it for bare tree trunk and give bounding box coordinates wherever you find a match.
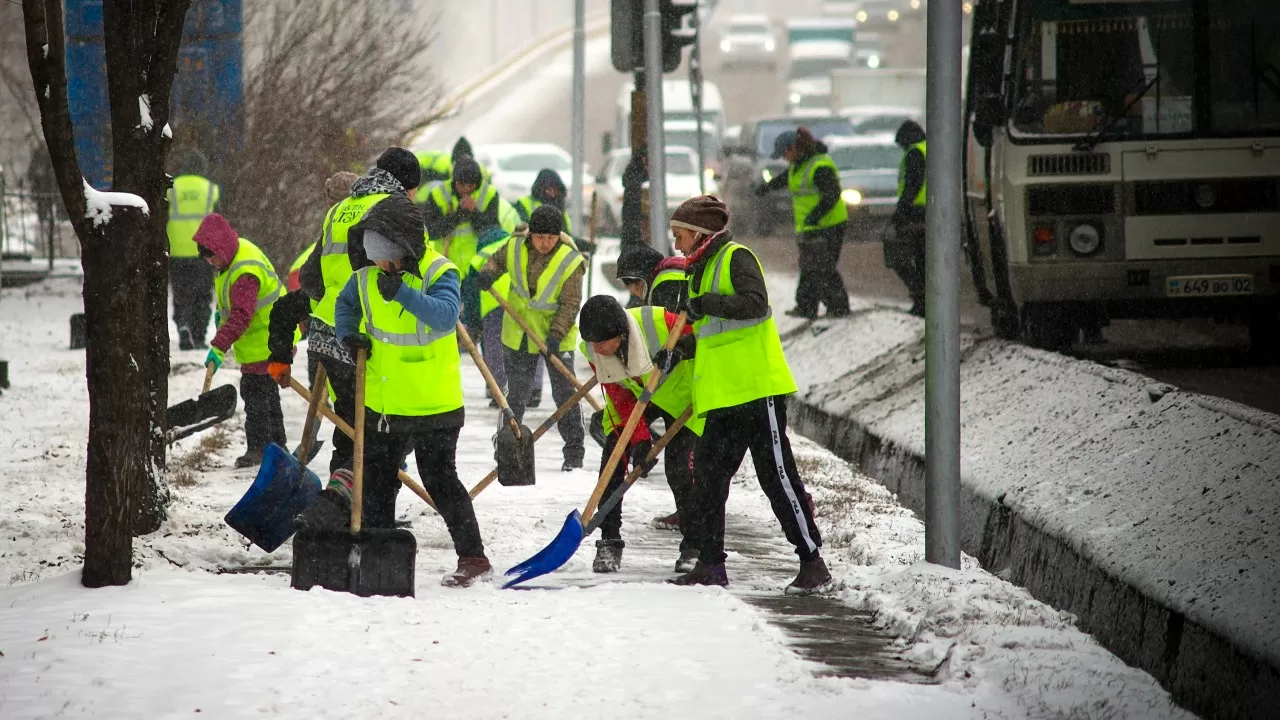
[23,0,189,587]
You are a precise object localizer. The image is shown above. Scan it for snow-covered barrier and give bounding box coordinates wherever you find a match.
[782,310,1280,720]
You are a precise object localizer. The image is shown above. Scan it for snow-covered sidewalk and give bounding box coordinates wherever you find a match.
[0,277,1190,718]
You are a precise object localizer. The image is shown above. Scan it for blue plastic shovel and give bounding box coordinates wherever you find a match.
[502,313,688,589]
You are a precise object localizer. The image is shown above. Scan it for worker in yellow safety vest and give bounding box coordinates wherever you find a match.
[475,205,586,471]
[167,160,220,350]
[194,213,293,469]
[514,169,573,235]
[891,120,928,317]
[423,157,503,282]
[666,195,831,595]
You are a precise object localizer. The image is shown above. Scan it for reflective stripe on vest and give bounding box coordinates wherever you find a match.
[167,175,218,258]
[313,193,388,325]
[694,250,773,339]
[431,182,496,273]
[788,153,848,234]
[501,238,584,352]
[509,239,583,312]
[356,258,454,348]
[214,238,286,365]
[897,140,927,207]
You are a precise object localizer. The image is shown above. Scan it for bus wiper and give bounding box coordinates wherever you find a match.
[1074,70,1162,153]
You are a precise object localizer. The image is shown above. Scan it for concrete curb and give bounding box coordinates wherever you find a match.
[783,317,1280,720]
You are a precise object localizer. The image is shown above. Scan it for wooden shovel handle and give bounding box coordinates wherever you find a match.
[486,288,604,413]
[456,322,520,438]
[352,350,366,534]
[295,363,328,463]
[581,312,688,526]
[287,376,438,512]
[585,406,693,535]
[201,362,216,395]
[468,376,599,499]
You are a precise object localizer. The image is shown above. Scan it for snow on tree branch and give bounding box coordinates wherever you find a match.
[138,94,153,130]
[83,179,150,227]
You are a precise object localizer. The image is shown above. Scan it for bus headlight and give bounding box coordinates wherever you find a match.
[1068,223,1102,256]
[841,189,863,206]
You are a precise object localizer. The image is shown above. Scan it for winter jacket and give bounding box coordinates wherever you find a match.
[477,231,584,346]
[649,256,687,310]
[587,310,695,447]
[268,289,312,365]
[529,169,568,210]
[422,180,503,242]
[684,230,770,322]
[194,216,267,374]
[760,141,842,238]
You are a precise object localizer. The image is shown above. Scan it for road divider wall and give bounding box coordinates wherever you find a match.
[783,309,1280,720]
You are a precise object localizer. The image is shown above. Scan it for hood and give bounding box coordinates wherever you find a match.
[350,167,406,199]
[347,194,426,273]
[193,213,240,267]
[616,244,665,281]
[531,169,567,207]
[796,139,830,165]
[895,120,926,148]
[589,312,654,385]
[451,136,474,162]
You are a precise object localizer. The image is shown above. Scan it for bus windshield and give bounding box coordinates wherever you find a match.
[1009,0,1280,139]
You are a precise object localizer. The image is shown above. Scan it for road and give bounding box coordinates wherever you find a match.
[418,0,1280,416]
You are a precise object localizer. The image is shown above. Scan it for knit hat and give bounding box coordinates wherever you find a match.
[452,158,483,187]
[324,170,359,205]
[528,204,564,235]
[669,195,729,236]
[579,295,630,342]
[376,147,421,191]
[363,229,406,262]
[615,244,664,282]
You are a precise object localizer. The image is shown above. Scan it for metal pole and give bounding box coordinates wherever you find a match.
[924,0,962,569]
[571,0,586,238]
[643,0,667,251]
[690,3,706,195]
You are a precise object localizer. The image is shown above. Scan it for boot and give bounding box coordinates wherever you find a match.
[673,547,699,574]
[785,555,834,595]
[528,390,543,408]
[442,557,493,588]
[592,539,625,573]
[561,457,583,472]
[294,487,350,530]
[651,511,680,532]
[234,449,264,469]
[668,561,728,587]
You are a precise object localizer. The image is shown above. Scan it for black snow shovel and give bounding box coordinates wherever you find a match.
[291,350,417,598]
[456,322,535,487]
[166,362,238,444]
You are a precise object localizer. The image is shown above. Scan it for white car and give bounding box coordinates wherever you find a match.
[718,14,777,70]
[594,146,719,235]
[472,143,579,206]
[786,41,852,114]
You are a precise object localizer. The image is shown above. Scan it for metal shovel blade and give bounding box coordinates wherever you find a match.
[493,423,536,487]
[167,384,238,442]
[291,527,417,597]
[502,510,584,589]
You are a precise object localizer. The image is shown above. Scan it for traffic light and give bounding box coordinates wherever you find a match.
[660,0,698,73]
[612,0,699,74]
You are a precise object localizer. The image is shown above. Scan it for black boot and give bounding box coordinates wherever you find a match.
[668,561,728,587]
[785,555,834,595]
[592,539,625,573]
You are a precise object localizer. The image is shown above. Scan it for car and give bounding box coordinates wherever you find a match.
[720,114,857,237]
[841,105,923,135]
[853,32,887,68]
[471,143,578,206]
[594,146,719,235]
[785,41,852,114]
[718,14,778,70]
[853,0,904,30]
[826,134,903,240]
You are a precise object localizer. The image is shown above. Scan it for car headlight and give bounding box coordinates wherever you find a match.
[761,168,773,183]
[841,189,863,206]
[763,39,775,51]
[720,40,731,52]
[789,92,802,105]
[1068,223,1102,255]
[856,10,868,22]
[888,10,900,21]
[911,0,920,9]
[867,54,881,69]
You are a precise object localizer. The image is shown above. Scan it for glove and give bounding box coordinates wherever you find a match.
[476,271,497,292]
[376,271,403,302]
[205,347,225,371]
[342,334,372,357]
[629,439,656,477]
[677,294,704,322]
[267,361,291,389]
[544,332,564,354]
[651,347,683,376]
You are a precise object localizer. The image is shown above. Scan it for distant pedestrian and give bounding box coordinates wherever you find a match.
[167,151,220,350]
[515,169,573,234]
[757,128,851,319]
[889,120,927,317]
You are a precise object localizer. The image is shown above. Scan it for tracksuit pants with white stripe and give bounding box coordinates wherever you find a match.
[687,394,822,565]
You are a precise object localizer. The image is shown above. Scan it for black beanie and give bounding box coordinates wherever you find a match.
[579,295,630,342]
[528,204,564,235]
[616,244,664,281]
[453,158,483,186]
[377,147,421,191]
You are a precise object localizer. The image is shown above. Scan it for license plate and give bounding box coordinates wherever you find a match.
[1166,274,1253,298]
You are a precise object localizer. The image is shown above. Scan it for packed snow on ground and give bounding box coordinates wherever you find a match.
[0,277,1190,718]
[82,179,149,227]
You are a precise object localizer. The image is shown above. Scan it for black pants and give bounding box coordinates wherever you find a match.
[599,405,696,552]
[686,395,822,565]
[885,225,926,309]
[307,353,356,474]
[240,373,286,453]
[363,426,485,557]
[504,348,585,464]
[795,225,851,316]
[171,257,213,344]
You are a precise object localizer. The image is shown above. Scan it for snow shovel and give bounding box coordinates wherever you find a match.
[293,363,328,464]
[166,362,238,444]
[456,322,535,487]
[486,288,604,413]
[291,349,417,598]
[502,313,688,589]
[468,377,599,499]
[287,376,437,512]
[583,407,692,536]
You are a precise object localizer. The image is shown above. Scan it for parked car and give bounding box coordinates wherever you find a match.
[718,14,778,70]
[853,0,904,30]
[785,41,852,114]
[826,134,903,240]
[842,105,924,135]
[472,143,578,206]
[595,146,719,235]
[720,114,856,237]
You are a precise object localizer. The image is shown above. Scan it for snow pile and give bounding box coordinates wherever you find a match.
[82,179,149,227]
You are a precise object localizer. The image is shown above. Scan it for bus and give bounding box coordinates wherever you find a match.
[964,0,1280,355]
